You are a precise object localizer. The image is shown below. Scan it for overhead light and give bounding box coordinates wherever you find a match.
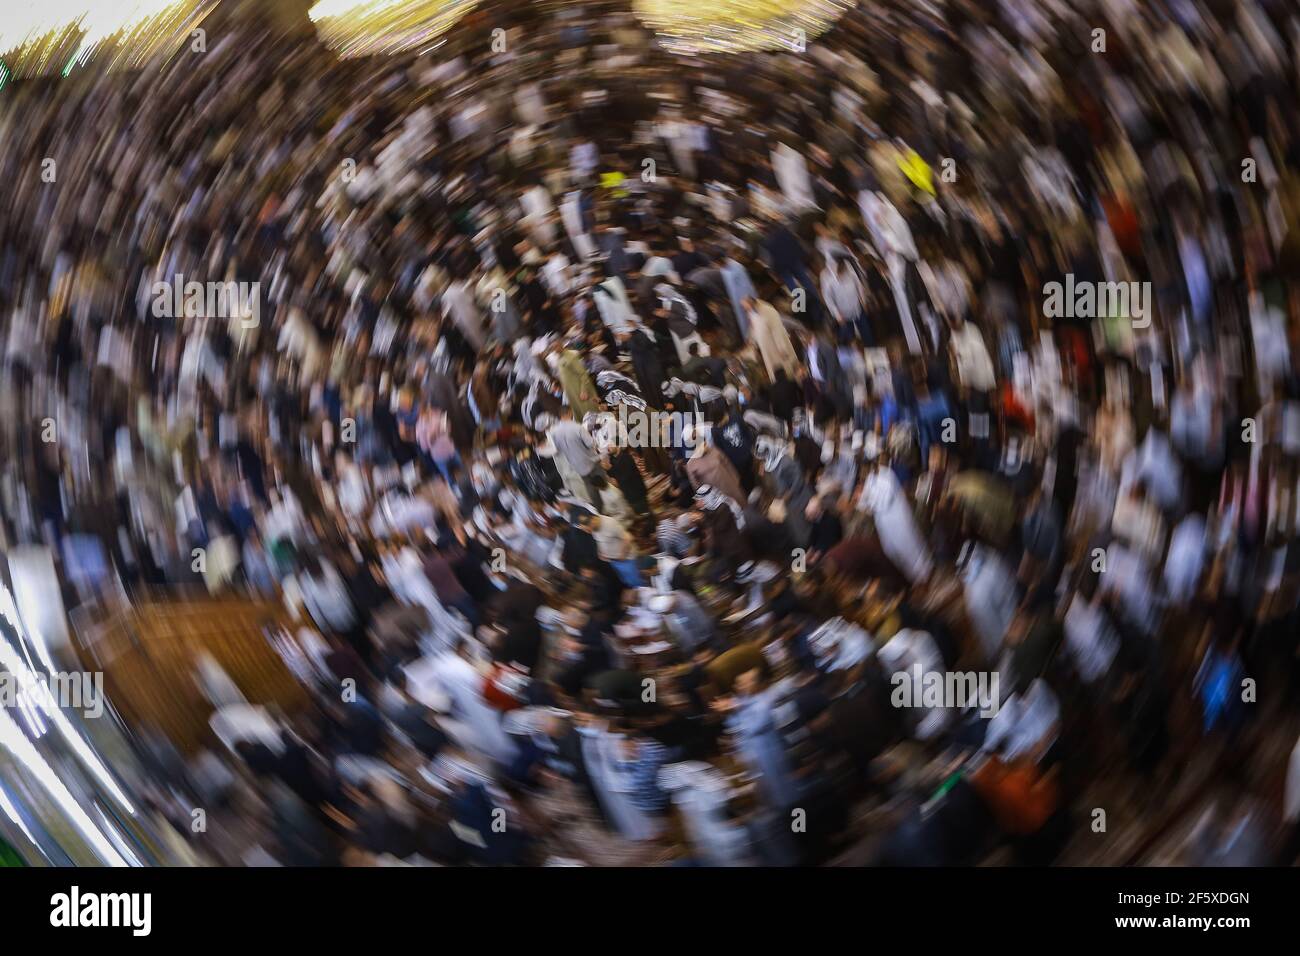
[308,0,479,59]
[0,1,211,80]
[633,0,854,55]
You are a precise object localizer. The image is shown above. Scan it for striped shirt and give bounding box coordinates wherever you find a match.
[614,738,672,813]
[656,518,691,558]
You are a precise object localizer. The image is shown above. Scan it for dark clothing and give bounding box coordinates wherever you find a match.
[628,330,667,407]
[683,354,726,387]
[562,526,601,573]
[423,551,471,606]
[825,534,907,588]
[809,511,843,554]
[713,416,757,490]
[767,376,802,421]
[608,447,650,515]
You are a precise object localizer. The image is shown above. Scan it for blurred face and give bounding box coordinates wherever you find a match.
[735,667,762,697]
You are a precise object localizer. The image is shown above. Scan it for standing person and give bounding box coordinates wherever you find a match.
[543,412,603,504]
[592,273,638,335]
[744,295,801,382]
[721,252,758,340]
[607,445,651,518]
[714,665,797,812]
[858,188,922,354]
[655,281,706,366]
[415,405,461,485]
[576,717,666,842]
[819,252,866,340]
[442,274,486,353]
[621,327,666,408]
[594,222,629,278]
[762,215,822,327]
[806,331,852,421]
[555,344,600,421]
[859,461,933,585]
[804,494,844,560]
[766,367,802,423]
[948,313,997,463]
[685,429,747,506]
[713,405,757,492]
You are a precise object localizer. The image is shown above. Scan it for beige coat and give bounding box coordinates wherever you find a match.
[747,300,800,382]
[686,446,746,505]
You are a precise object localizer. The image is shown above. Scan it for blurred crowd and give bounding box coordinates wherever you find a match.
[3,0,1300,865]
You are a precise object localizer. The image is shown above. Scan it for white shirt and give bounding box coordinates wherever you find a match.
[820,262,864,322]
[860,466,932,583]
[949,321,997,392]
[879,628,951,740]
[570,141,598,179]
[983,680,1059,761]
[1062,595,1120,684]
[1164,513,1207,605]
[857,190,917,261]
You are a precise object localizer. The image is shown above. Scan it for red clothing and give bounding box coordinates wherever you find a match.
[482,665,529,712]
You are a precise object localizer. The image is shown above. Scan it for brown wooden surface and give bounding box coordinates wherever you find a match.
[72,596,309,755]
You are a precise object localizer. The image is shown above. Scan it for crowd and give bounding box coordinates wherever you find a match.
[4,0,1300,865]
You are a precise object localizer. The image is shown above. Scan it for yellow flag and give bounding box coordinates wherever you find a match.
[600,170,629,198]
[900,149,935,197]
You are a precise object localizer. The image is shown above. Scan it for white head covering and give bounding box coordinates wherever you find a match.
[693,485,746,528]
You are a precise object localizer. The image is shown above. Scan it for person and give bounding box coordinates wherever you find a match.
[765,367,802,423]
[819,251,866,336]
[622,326,667,408]
[682,342,726,387]
[721,252,757,339]
[804,495,843,559]
[714,665,797,812]
[743,294,801,381]
[685,432,746,505]
[555,346,600,421]
[544,412,603,504]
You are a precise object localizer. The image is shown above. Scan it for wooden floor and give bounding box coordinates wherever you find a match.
[71,595,309,755]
